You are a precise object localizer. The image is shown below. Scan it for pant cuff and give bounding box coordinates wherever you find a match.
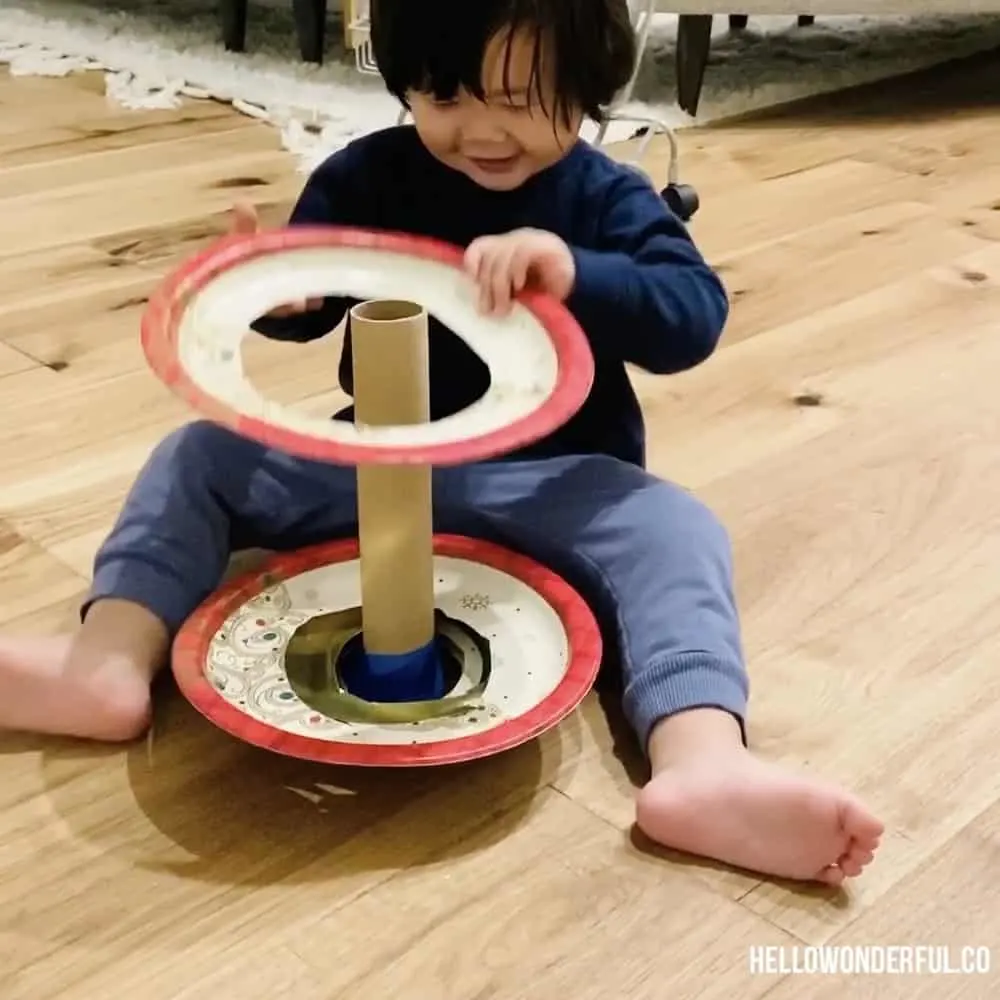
[623,652,749,755]
[81,557,202,636]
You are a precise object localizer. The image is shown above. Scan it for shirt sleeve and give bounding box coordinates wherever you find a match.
[567,168,729,374]
[250,143,369,343]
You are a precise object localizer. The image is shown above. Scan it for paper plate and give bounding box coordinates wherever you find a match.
[172,535,602,766]
[141,226,594,466]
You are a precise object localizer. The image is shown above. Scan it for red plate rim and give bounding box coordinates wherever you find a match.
[172,533,603,766]
[141,226,595,466]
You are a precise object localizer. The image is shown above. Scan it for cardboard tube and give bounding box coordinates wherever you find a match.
[350,299,435,657]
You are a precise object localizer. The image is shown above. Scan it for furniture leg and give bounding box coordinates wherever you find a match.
[729,14,749,29]
[220,0,248,52]
[798,15,816,25]
[676,15,713,116]
[293,0,328,64]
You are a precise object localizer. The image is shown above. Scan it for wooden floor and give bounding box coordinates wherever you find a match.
[1,50,999,999]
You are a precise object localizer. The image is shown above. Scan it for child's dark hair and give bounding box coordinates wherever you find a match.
[369,0,637,126]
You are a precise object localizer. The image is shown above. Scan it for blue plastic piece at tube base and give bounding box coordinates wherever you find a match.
[339,635,447,703]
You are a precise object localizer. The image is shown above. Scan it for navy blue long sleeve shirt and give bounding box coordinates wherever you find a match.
[253,125,728,467]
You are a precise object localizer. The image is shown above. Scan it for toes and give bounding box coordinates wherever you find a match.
[816,864,845,887]
[837,856,865,878]
[837,845,875,877]
[828,841,877,880]
[840,797,884,844]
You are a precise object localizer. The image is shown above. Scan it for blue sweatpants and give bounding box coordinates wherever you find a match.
[85,421,748,752]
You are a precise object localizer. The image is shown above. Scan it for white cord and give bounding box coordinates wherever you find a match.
[594,0,680,186]
[620,0,656,107]
[609,112,680,185]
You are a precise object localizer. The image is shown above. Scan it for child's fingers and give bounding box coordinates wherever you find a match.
[265,298,317,318]
[476,251,504,314]
[466,243,495,313]
[230,201,259,235]
[464,241,486,279]
[478,272,494,315]
[466,238,512,313]
[266,303,298,317]
[489,255,515,314]
[489,244,529,315]
[464,239,495,305]
[508,246,532,296]
[473,242,512,315]
[465,237,527,316]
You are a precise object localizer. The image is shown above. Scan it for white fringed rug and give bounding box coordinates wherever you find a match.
[2,0,999,172]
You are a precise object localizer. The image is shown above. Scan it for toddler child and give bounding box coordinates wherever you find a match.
[0,0,882,885]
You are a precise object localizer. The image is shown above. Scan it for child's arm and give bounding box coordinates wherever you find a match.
[567,169,729,374]
[250,145,369,343]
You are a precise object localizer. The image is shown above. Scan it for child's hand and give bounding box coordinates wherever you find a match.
[464,228,575,316]
[230,201,324,318]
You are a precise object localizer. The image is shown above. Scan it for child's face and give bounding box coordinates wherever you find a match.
[408,28,582,192]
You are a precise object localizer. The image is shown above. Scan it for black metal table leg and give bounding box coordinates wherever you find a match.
[220,0,248,52]
[293,0,328,64]
[676,15,713,116]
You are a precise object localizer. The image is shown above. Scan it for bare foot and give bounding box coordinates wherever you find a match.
[637,711,883,885]
[0,633,152,742]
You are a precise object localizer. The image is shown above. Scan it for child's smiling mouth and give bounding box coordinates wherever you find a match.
[467,154,521,173]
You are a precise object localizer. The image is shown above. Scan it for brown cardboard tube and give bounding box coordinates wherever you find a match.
[350,299,435,656]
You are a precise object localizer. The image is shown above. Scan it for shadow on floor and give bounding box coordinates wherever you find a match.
[21,669,572,888]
